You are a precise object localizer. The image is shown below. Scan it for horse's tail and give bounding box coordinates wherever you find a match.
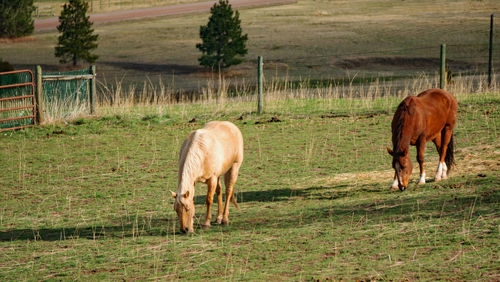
[231,194,240,210]
[445,133,455,171]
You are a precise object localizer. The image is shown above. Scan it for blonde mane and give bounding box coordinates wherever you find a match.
[177,130,208,196]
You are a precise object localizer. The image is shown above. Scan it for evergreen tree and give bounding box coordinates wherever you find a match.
[55,0,98,66]
[196,0,248,71]
[0,0,35,38]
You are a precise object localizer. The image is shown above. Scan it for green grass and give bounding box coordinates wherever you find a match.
[0,92,498,280]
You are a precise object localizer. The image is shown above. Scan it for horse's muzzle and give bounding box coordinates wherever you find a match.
[399,186,406,191]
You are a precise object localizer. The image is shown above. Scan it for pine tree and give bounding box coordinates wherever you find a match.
[196,0,248,71]
[55,0,98,66]
[0,0,35,38]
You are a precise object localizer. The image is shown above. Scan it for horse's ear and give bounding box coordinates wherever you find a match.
[183,190,190,199]
[170,191,177,198]
[387,147,394,156]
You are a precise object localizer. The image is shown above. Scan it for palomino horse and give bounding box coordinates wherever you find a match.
[170,121,243,233]
[387,88,458,191]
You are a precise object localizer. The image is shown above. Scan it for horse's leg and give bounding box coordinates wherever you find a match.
[391,172,399,190]
[215,177,223,224]
[433,134,444,182]
[416,139,426,184]
[222,163,241,225]
[203,176,217,228]
[438,126,453,180]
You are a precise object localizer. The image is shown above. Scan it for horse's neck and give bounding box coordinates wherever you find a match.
[177,173,195,196]
[394,112,414,153]
[177,143,203,195]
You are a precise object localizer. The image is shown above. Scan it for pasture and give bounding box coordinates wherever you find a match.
[3,0,499,90]
[0,91,498,280]
[33,0,204,17]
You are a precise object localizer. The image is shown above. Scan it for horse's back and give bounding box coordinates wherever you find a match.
[416,89,457,124]
[202,121,243,160]
[416,89,457,113]
[198,121,243,175]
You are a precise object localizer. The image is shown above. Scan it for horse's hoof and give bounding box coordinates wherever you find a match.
[216,217,223,225]
[434,177,442,182]
[222,219,229,225]
[201,224,210,229]
[418,181,425,185]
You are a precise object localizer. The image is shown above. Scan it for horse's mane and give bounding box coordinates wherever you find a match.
[392,97,415,153]
[177,130,209,194]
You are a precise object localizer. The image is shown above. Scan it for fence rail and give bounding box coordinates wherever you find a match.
[0,70,36,132]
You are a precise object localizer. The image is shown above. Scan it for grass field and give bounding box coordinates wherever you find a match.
[33,0,204,16]
[0,89,498,279]
[3,0,499,91]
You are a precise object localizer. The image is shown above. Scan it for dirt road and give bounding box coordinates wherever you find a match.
[35,0,297,32]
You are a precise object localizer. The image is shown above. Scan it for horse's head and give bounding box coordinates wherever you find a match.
[170,190,195,233]
[387,148,413,191]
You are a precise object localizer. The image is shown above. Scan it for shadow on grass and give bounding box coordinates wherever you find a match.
[1,176,497,242]
[0,217,176,242]
[227,176,499,231]
[193,184,351,205]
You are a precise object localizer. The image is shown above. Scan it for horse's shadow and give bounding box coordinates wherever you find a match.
[0,217,175,242]
[193,184,350,205]
[2,177,496,242]
[1,185,346,242]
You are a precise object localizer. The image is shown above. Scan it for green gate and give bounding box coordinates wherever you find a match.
[38,65,96,123]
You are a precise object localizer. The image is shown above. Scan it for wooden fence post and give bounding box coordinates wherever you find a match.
[440,44,446,89]
[488,14,494,87]
[35,65,43,124]
[89,65,96,114]
[257,56,263,114]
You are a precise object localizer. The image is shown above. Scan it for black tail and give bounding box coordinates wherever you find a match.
[445,134,455,171]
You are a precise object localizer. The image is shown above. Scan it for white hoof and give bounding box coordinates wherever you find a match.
[418,173,426,184]
[391,179,399,190]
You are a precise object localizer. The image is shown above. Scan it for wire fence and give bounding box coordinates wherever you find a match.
[92,42,498,103]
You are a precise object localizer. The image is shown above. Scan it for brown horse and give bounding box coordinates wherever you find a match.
[387,88,458,191]
[170,121,243,233]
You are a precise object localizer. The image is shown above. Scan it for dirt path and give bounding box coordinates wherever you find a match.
[34,0,296,32]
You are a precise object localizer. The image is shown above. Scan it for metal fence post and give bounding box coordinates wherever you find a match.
[89,65,96,114]
[440,44,446,89]
[257,56,263,114]
[35,65,43,124]
[488,14,494,87]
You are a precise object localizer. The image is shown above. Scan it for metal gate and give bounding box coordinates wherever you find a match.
[0,70,36,132]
